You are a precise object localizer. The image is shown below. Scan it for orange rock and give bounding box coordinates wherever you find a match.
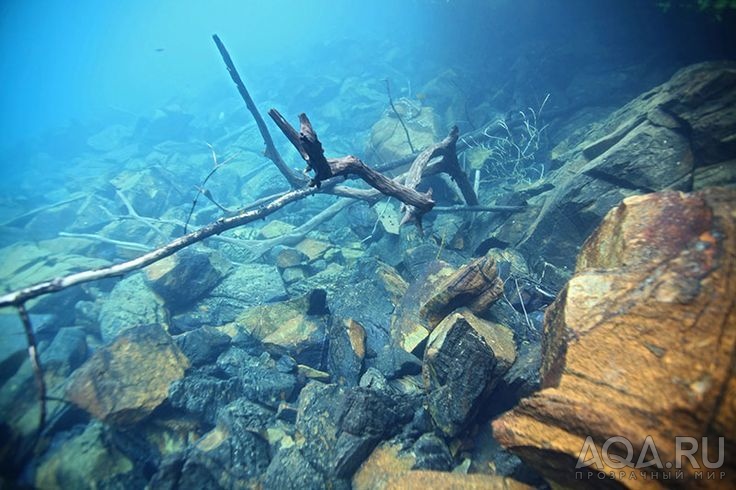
[385,471,533,490]
[66,324,189,425]
[493,188,736,489]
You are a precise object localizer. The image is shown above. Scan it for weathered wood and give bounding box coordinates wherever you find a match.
[213,35,306,188]
[0,186,318,309]
[268,109,434,212]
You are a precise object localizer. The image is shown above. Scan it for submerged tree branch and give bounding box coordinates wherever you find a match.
[213,34,306,188]
[0,187,317,309]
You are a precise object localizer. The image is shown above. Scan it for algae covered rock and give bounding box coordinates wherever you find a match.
[493,187,736,488]
[35,422,134,490]
[66,323,189,425]
[98,273,167,342]
[327,317,367,386]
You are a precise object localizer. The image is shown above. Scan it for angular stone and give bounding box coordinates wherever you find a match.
[390,260,455,354]
[276,247,309,269]
[35,422,133,490]
[225,290,329,368]
[420,254,504,329]
[424,309,515,437]
[144,248,228,312]
[296,237,332,262]
[98,273,167,342]
[216,348,298,408]
[259,219,296,239]
[385,471,533,489]
[328,318,366,386]
[368,105,442,162]
[173,326,231,367]
[296,382,414,482]
[329,259,408,357]
[66,323,189,425]
[493,188,736,488]
[353,442,416,490]
[188,263,287,326]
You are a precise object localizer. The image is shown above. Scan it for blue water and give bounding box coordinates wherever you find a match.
[2,0,732,195]
[0,0,735,487]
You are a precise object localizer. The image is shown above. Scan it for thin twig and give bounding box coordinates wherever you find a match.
[17,303,46,438]
[383,79,415,153]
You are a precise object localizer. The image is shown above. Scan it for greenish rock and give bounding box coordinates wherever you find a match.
[98,273,167,342]
[35,422,133,490]
[281,266,308,284]
[144,247,229,313]
[276,247,309,269]
[259,219,296,239]
[66,323,189,425]
[190,263,287,326]
[368,105,442,162]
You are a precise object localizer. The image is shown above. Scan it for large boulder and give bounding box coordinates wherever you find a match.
[66,323,189,425]
[35,422,134,490]
[493,187,736,488]
[424,309,516,437]
[295,382,417,484]
[490,62,736,272]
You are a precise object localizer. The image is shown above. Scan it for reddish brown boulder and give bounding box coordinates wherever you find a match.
[493,188,736,488]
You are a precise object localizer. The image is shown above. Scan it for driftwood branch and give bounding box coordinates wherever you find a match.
[0,187,318,309]
[268,109,435,219]
[212,34,306,188]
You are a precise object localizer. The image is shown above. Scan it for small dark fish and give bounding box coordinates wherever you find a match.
[155,48,165,52]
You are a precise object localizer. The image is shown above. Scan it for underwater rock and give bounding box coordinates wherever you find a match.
[424,309,516,437]
[296,381,416,483]
[373,345,422,380]
[183,263,287,328]
[216,347,298,408]
[41,326,88,375]
[275,247,309,269]
[149,406,271,490]
[66,323,189,425]
[411,433,454,471]
[329,258,408,357]
[352,441,417,490]
[263,445,328,490]
[327,317,366,386]
[390,259,454,355]
[385,471,534,490]
[168,373,242,425]
[259,219,296,239]
[98,273,167,342]
[494,62,736,273]
[35,422,134,490]
[368,104,442,162]
[144,248,228,313]
[173,325,231,367]
[222,290,329,368]
[110,166,184,218]
[420,253,505,329]
[493,187,736,488]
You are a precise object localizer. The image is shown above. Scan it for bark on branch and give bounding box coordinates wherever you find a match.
[268,109,435,219]
[213,34,306,188]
